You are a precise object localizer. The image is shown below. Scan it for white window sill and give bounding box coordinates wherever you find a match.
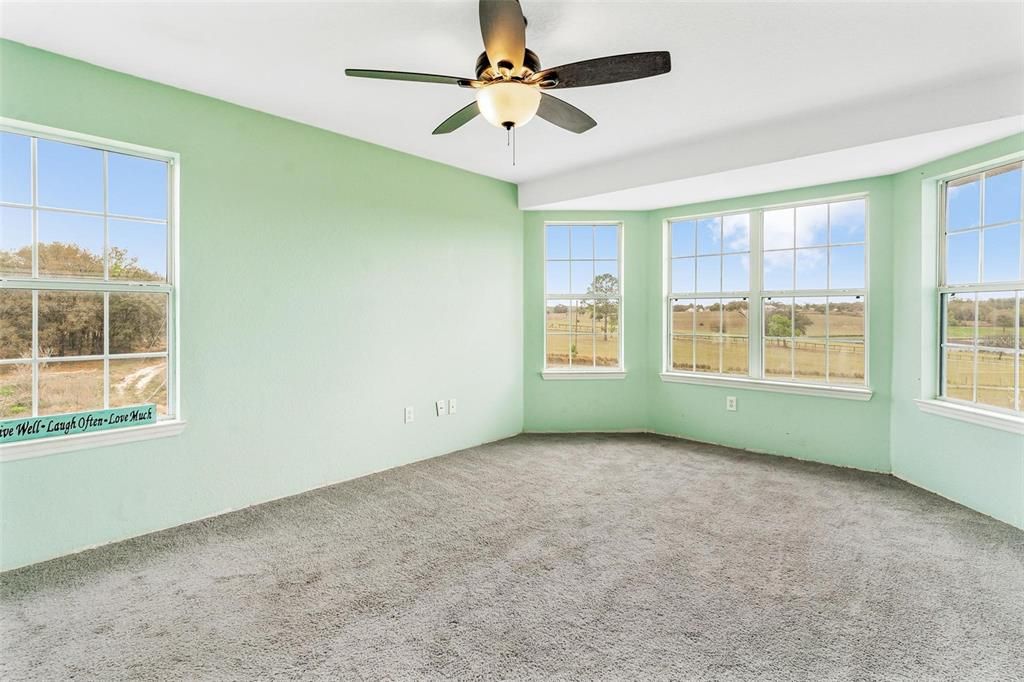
[659,372,873,401]
[914,399,1024,435]
[0,419,186,462]
[542,370,627,381]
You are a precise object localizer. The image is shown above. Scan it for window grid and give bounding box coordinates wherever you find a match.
[0,126,176,420]
[939,160,1023,414]
[665,197,868,388]
[669,297,749,376]
[544,223,622,371]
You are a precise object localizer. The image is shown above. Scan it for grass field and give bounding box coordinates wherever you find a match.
[945,347,1020,411]
[546,302,620,367]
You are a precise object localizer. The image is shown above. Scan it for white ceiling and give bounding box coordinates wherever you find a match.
[2,1,1023,210]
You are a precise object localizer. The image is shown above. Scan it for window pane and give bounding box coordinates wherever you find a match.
[570,226,593,259]
[671,335,694,371]
[978,292,1016,349]
[764,298,794,338]
[38,211,104,278]
[793,298,826,383]
[946,176,981,231]
[828,297,865,385]
[109,292,168,354]
[1019,295,1024,351]
[0,363,32,419]
[546,260,569,293]
[37,139,103,212]
[0,132,31,205]
[545,299,573,334]
[107,153,168,220]
[696,300,722,334]
[722,254,749,292]
[546,334,570,368]
[722,299,748,337]
[944,348,974,402]
[594,226,618,259]
[722,299,748,376]
[763,208,794,249]
[575,300,596,335]
[671,220,695,258]
[38,359,104,416]
[594,260,619,293]
[672,257,695,294]
[110,357,168,415]
[0,206,32,276]
[945,293,976,346]
[572,334,595,367]
[695,335,721,373]
[546,226,569,259]
[697,217,722,255]
[764,339,792,379]
[696,255,721,292]
[976,349,1014,411]
[571,260,594,294]
[982,224,1020,282]
[796,247,827,289]
[946,231,979,285]
[38,290,104,358]
[830,244,865,289]
[763,250,794,290]
[109,219,167,281]
[796,204,828,247]
[595,334,619,368]
[984,163,1022,225]
[592,299,619,356]
[722,214,750,253]
[829,200,866,243]
[0,288,32,359]
[671,300,694,336]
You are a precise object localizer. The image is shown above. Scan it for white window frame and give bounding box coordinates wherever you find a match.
[0,118,184,460]
[542,221,625,380]
[661,194,872,401]
[925,157,1024,432]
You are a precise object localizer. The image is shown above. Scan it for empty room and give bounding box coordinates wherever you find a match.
[0,1,1022,679]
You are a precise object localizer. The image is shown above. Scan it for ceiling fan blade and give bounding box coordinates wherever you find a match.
[536,93,596,134]
[479,0,527,72]
[529,51,671,89]
[345,69,477,88]
[432,102,480,135]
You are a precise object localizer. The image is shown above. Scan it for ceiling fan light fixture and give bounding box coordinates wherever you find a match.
[475,81,541,129]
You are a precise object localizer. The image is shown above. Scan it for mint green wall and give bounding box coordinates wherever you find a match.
[522,211,651,431]
[0,41,524,571]
[889,135,1024,528]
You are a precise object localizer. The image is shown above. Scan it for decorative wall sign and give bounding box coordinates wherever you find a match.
[0,405,157,445]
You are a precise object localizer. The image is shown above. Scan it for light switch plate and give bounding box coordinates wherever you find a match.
[448,398,457,415]
[435,400,447,416]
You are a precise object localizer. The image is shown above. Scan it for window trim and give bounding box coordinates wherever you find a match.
[662,193,870,390]
[542,220,625,377]
[0,117,183,458]
[935,157,1023,418]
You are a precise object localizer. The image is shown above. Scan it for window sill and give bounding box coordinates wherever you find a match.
[914,399,1024,435]
[0,419,186,462]
[542,370,627,381]
[659,372,873,401]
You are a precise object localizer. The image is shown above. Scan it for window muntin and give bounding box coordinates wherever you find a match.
[0,127,176,422]
[939,160,1023,414]
[665,197,868,388]
[544,223,622,371]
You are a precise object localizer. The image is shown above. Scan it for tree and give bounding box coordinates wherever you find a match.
[584,273,620,340]
[766,314,792,338]
[995,313,1013,330]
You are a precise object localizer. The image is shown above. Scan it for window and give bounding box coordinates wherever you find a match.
[939,160,1022,414]
[0,125,178,427]
[669,213,750,376]
[665,197,868,390]
[544,223,622,372]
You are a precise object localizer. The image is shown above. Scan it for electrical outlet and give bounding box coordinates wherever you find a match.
[726,396,737,412]
[404,406,414,423]
[435,400,447,416]
[448,398,457,415]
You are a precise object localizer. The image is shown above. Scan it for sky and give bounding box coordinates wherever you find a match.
[0,132,168,278]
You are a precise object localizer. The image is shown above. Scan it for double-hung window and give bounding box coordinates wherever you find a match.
[0,123,178,431]
[666,197,868,392]
[544,223,622,373]
[939,160,1022,414]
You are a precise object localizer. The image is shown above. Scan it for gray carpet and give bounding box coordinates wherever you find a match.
[1,433,1022,681]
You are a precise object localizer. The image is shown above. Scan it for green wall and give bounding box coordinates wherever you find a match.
[0,41,524,570]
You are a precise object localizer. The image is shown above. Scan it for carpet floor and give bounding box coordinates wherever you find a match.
[1,433,1022,680]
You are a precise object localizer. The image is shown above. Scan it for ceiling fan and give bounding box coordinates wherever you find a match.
[345,0,671,137]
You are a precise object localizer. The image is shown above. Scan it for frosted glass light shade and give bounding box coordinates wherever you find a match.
[475,82,542,128]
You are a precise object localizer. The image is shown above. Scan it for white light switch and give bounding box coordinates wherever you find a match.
[435,400,447,416]
[448,398,457,415]
[404,406,414,423]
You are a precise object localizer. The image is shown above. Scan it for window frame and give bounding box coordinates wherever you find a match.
[0,118,183,459]
[542,221,625,379]
[661,193,872,399]
[935,158,1023,419]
